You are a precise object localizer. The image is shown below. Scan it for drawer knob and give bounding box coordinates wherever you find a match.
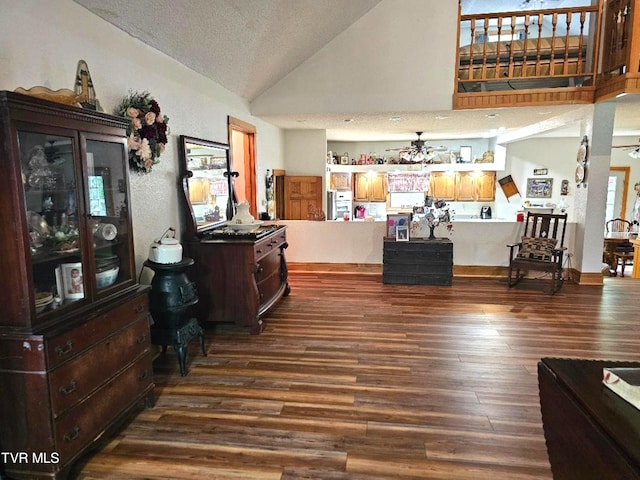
[134,304,145,313]
[138,369,149,381]
[135,334,147,344]
[63,426,81,442]
[256,248,262,254]
[59,380,77,395]
[55,340,73,356]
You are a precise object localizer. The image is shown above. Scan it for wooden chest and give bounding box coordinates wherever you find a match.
[382,238,453,285]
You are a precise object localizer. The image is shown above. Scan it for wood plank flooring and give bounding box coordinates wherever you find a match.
[74,273,640,479]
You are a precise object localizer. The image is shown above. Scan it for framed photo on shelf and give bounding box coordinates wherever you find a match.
[526,178,553,198]
[59,262,84,300]
[459,146,472,163]
[386,213,411,239]
[396,224,409,241]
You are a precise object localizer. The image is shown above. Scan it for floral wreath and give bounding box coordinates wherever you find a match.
[116,91,169,174]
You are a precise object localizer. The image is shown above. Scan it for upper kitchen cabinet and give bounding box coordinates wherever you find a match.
[354,172,387,202]
[429,172,456,201]
[330,172,351,191]
[475,171,496,201]
[455,171,496,202]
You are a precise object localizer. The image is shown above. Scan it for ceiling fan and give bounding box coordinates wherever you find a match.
[386,132,448,163]
[612,139,640,159]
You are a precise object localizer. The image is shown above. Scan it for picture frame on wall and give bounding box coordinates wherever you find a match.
[526,177,553,198]
[386,213,411,238]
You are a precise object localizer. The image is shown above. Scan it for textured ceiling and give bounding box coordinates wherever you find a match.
[73,0,640,142]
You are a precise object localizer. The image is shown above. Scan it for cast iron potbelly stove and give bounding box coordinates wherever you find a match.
[144,257,206,375]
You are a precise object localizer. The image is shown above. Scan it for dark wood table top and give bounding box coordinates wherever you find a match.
[541,358,640,469]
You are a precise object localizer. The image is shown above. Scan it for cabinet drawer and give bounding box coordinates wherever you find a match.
[254,249,282,285]
[49,316,150,416]
[47,295,148,369]
[54,354,152,461]
[254,234,285,261]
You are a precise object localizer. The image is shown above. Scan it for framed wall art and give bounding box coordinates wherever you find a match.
[386,213,411,238]
[526,177,553,198]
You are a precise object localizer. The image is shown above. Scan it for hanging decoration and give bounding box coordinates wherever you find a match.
[115,91,169,174]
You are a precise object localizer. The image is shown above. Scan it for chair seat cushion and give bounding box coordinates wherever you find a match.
[517,236,557,261]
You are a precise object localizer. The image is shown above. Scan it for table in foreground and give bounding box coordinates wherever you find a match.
[538,358,640,480]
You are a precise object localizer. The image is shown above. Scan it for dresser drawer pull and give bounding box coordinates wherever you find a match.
[138,369,149,381]
[134,304,145,313]
[256,248,262,254]
[63,426,81,442]
[55,341,73,356]
[135,334,147,344]
[59,380,77,395]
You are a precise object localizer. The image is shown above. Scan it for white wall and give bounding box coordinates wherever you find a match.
[251,0,458,116]
[0,0,284,274]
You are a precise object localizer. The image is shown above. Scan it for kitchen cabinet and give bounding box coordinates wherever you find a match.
[429,172,456,200]
[354,172,387,202]
[475,171,496,201]
[0,91,153,479]
[185,226,289,334]
[330,172,352,191]
[431,171,495,201]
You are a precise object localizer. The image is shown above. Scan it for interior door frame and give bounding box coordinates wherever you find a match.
[610,166,630,219]
[228,116,257,216]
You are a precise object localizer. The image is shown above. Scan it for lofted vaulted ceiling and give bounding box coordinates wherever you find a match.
[74,0,639,142]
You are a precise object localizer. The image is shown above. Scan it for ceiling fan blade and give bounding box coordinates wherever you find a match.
[612,145,640,149]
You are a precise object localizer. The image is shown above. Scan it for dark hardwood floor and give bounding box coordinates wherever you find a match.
[75,272,640,479]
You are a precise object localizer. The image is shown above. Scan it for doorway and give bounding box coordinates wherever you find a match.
[606,166,630,225]
[228,116,257,217]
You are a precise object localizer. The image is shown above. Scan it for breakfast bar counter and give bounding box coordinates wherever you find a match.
[279,219,575,268]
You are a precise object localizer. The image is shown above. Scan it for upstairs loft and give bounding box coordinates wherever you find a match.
[454,0,640,109]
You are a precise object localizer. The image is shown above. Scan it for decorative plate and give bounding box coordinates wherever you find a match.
[575,164,585,184]
[577,144,587,164]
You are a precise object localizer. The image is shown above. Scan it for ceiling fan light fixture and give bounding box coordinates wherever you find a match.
[629,148,640,159]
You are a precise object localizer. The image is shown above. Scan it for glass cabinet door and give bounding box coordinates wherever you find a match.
[85,137,133,295]
[20,130,86,314]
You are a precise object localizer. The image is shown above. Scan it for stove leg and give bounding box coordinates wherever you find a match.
[175,343,187,376]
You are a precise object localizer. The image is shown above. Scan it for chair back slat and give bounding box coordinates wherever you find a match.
[524,212,568,247]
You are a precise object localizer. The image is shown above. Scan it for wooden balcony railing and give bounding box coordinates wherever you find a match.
[455,5,601,109]
[597,0,640,100]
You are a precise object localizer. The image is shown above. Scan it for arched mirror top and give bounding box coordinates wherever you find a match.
[179,135,231,237]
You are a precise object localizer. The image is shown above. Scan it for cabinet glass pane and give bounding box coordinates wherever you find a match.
[85,139,131,292]
[19,131,85,313]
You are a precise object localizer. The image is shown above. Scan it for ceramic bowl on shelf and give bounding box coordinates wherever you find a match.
[96,266,119,289]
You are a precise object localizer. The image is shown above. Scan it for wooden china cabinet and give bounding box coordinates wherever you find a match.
[0,91,154,479]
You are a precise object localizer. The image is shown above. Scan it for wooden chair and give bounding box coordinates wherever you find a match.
[605,218,634,276]
[507,213,568,294]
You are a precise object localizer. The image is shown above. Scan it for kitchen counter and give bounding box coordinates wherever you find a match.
[279,220,576,267]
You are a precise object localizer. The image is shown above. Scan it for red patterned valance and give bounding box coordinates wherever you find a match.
[387,172,430,192]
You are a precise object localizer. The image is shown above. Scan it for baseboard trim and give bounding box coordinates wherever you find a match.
[289,263,506,277]
[288,263,602,285]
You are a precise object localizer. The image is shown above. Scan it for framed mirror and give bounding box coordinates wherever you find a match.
[179,135,232,237]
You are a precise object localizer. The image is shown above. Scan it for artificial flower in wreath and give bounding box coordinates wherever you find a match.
[115,91,169,174]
